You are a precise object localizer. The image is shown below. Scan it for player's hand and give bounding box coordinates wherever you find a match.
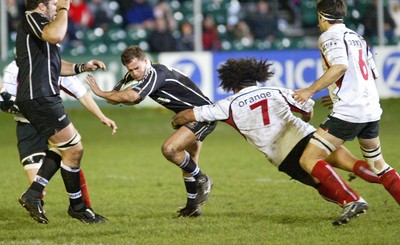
[0,91,19,114]
[101,116,118,135]
[83,60,106,72]
[86,74,102,95]
[320,95,333,109]
[292,88,313,103]
[171,121,180,130]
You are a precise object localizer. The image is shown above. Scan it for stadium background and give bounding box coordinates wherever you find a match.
[1,0,400,106]
[1,1,400,243]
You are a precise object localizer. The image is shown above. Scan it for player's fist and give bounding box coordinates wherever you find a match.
[83,60,107,71]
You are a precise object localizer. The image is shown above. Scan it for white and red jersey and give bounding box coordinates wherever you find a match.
[318,23,382,123]
[193,86,316,167]
[2,61,86,122]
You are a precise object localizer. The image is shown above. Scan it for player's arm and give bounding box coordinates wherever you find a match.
[41,0,70,44]
[293,64,347,103]
[77,93,118,135]
[86,74,141,104]
[171,109,196,129]
[60,60,106,76]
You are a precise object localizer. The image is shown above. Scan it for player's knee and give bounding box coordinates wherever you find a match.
[161,142,179,161]
[298,155,311,172]
[50,132,83,163]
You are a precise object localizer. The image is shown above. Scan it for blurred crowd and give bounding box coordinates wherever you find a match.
[6,0,400,55]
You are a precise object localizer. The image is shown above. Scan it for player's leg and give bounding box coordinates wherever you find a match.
[162,127,204,217]
[79,169,91,207]
[359,136,400,204]
[299,128,367,225]
[48,124,106,223]
[162,121,215,217]
[17,97,104,224]
[327,145,380,183]
[16,122,61,223]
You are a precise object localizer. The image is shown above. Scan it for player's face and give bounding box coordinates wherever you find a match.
[125,58,147,81]
[317,13,327,32]
[45,0,58,21]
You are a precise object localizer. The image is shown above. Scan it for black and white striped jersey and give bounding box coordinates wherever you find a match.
[15,11,62,102]
[122,63,213,113]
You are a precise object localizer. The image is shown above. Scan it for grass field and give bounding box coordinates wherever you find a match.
[1,98,400,245]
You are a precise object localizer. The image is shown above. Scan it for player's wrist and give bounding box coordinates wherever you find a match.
[73,63,86,74]
[57,7,69,12]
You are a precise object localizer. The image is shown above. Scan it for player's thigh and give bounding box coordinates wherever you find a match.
[302,127,344,162]
[327,145,357,172]
[16,122,48,161]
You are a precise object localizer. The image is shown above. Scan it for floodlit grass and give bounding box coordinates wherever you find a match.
[1,99,400,244]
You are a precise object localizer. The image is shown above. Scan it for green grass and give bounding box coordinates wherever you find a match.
[1,99,400,245]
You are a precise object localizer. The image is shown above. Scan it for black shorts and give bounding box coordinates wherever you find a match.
[16,96,71,138]
[16,122,48,161]
[184,121,217,141]
[278,133,318,188]
[320,115,379,141]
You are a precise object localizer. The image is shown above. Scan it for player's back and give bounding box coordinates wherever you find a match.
[227,86,315,166]
[319,24,382,123]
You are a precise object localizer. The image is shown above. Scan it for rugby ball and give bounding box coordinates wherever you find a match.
[113,80,140,91]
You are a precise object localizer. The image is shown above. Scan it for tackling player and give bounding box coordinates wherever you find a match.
[172,57,381,226]
[86,45,214,217]
[292,0,400,216]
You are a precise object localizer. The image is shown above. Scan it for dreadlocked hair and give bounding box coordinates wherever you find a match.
[217,58,274,92]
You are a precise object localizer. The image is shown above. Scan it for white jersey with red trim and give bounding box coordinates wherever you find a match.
[318,23,382,123]
[193,86,316,167]
[2,61,86,122]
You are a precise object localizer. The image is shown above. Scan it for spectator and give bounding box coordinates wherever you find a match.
[153,0,177,31]
[148,17,178,52]
[124,0,155,31]
[69,0,94,29]
[7,0,24,33]
[177,21,195,51]
[202,15,222,51]
[362,0,396,44]
[227,20,254,46]
[244,0,280,42]
[389,0,400,39]
[88,0,115,30]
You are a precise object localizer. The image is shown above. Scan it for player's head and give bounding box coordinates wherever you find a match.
[121,45,146,66]
[217,58,274,93]
[121,45,148,81]
[25,0,51,11]
[316,0,347,25]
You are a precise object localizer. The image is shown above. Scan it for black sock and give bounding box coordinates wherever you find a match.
[178,152,204,179]
[28,151,62,196]
[184,176,197,206]
[60,163,85,211]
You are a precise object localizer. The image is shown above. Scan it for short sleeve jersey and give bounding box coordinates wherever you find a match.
[193,86,316,167]
[15,11,62,102]
[120,62,213,113]
[318,24,382,123]
[59,76,87,99]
